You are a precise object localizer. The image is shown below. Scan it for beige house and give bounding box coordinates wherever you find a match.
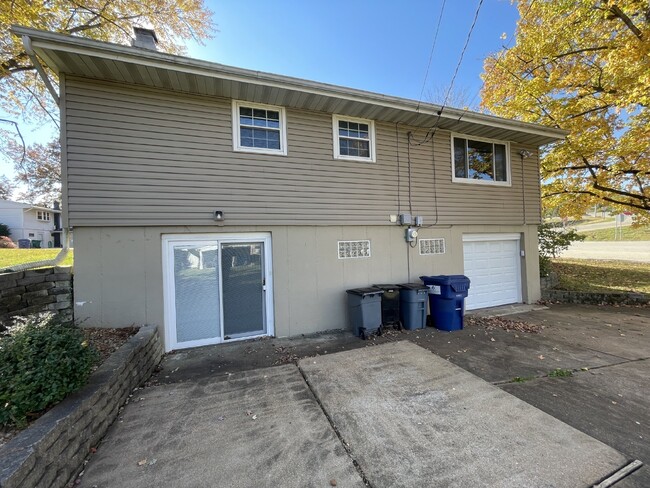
[15,27,566,351]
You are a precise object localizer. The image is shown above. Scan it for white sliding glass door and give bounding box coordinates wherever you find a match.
[162,233,273,351]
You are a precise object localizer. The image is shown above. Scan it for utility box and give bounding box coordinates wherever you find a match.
[346,287,384,339]
[420,275,471,331]
[398,283,428,330]
[373,284,401,328]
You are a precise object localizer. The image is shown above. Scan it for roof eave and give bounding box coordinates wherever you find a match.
[12,26,569,145]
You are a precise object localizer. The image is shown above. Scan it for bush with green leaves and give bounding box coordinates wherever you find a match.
[0,313,99,427]
[0,223,10,237]
[538,222,585,277]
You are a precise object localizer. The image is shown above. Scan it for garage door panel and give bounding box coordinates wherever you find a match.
[463,237,521,310]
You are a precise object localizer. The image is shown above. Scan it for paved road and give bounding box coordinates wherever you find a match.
[561,240,650,262]
[572,219,631,232]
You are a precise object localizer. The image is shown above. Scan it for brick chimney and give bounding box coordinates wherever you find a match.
[132,27,158,51]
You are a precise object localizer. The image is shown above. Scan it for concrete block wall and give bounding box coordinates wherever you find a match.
[0,325,163,488]
[542,289,649,306]
[0,267,73,329]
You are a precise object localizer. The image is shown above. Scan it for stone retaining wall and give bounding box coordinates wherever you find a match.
[0,324,163,488]
[542,288,649,306]
[0,267,73,330]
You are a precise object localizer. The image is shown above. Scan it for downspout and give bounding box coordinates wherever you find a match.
[0,34,71,274]
[1,231,71,273]
[22,35,60,105]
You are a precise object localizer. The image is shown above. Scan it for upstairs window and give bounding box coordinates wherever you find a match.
[333,115,376,162]
[232,101,287,155]
[37,211,51,221]
[452,135,510,185]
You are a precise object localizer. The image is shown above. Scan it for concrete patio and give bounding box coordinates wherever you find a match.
[76,304,649,487]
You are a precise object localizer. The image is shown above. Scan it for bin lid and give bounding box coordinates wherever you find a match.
[346,287,384,296]
[397,283,428,290]
[420,275,470,286]
[372,284,400,292]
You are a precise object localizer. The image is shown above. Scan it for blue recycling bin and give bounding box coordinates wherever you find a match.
[420,275,471,331]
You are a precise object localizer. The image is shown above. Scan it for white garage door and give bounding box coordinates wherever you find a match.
[463,234,522,310]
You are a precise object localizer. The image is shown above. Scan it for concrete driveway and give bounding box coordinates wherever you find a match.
[77,304,649,487]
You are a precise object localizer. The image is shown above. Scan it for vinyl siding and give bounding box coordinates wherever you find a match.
[64,76,542,227]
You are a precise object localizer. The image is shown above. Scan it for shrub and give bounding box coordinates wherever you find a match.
[0,223,10,237]
[0,236,17,249]
[0,313,99,427]
[538,222,585,277]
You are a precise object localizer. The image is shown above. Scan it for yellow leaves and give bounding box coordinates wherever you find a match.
[1,0,215,137]
[482,0,650,219]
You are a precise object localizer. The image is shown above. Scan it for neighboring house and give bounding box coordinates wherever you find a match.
[0,200,62,247]
[15,27,566,352]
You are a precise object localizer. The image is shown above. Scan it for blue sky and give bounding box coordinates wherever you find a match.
[1,0,520,181]
[191,0,519,102]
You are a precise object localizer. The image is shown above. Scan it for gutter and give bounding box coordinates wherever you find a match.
[12,26,568,143]
[2,32,70,273]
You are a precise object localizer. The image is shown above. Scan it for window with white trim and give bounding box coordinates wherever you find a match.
[452,135,510,185]
[232,101,287,155]
[333,115,375,162]
[37,211,51,221]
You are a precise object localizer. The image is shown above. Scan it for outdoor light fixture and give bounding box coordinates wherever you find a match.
[519,150,533,159]
[214,210,224,221]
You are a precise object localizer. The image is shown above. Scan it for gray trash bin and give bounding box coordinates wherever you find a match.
[17,239,31,249]
[398,283,428,330]
[346,287,384,339]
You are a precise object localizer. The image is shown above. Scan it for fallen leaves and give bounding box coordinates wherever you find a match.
[137,458,157,467]
[273,345,300,365]
[465,316,544,334]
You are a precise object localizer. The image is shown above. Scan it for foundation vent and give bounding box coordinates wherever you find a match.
[338,240,371,259]
[419,238,446,255]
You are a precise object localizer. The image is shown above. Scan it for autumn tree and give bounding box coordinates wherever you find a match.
[481,1,650,223]
[5,139,61,206]
[0,176,15,201]
[0,0,215,201]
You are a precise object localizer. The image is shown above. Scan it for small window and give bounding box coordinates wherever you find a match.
[232,101,287,155]
[338,240,371,259]
[37,211,51,221]
[419,238,446,255]
[452,135,510,185]
[333,115,376,162]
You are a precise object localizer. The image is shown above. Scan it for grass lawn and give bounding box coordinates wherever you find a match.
[551,258,650,294]
[580,225,650,241]
[0,249,74,269]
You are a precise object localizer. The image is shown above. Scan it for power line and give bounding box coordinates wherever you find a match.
[440,0,484,114]
[416,0,447,112]
[456,0,538,122]
[410,0,485,147]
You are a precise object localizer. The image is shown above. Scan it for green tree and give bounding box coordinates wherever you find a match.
[482,1,650,223]
[1,0,215,200]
